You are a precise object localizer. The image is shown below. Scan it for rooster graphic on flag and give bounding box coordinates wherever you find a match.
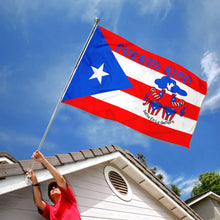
[62,26,207,148]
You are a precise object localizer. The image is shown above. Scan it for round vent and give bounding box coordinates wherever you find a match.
[109,171,128,195]
[104,166,132,201]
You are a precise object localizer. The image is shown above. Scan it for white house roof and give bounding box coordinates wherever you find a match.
[185,190,220,206]
[0,145,202,220]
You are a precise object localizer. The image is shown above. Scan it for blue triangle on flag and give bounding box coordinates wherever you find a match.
[62,26,133,101]
[150,101,162,111]
[164,107,176,116]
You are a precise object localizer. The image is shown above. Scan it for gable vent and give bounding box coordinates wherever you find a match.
[109,170,128,195]
[104,166,132,201]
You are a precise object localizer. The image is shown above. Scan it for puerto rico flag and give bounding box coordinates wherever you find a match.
[62,26,207,148]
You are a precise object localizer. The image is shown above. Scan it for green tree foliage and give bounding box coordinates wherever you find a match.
[170,184,181,197]
[156,173,164,181]
[150,166,164,181]
[137,153,164,180]
[137,153,148,167]
[191,171,220,197]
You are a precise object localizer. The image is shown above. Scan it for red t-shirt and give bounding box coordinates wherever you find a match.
[39,184,81,220]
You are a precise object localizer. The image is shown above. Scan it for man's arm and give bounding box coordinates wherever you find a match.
[31,151,67,189]
[26,169,46,212]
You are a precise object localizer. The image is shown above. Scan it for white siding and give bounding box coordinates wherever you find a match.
[191,198,220,220]
[0,186,43,220]
[0,162,179,220]
[66,163,178,220]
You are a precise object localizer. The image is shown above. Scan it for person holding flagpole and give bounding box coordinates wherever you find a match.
[24,19,100,220]
[26,151,81,220]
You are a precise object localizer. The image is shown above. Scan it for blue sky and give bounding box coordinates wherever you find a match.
[1,0,220,200]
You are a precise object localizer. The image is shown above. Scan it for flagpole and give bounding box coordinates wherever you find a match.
[27,18,100,178]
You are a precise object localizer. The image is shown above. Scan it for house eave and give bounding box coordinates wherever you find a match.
[0,151,121,196]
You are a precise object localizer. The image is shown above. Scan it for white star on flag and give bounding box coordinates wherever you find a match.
[90,63,109,84]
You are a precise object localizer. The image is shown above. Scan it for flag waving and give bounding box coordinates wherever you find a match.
[62,26,207,148]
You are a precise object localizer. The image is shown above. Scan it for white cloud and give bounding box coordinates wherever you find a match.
[33,58,72,103]
[80,117,150,147]
[200,51,220,112]
[153,167,220,199]
[59,107,150,148]
[184,1,220,113]
[153,167,198,198]
[0,129,57,151]
[155,167,171,185]
[186,1,220,48]
[177,169,220,198]
[201,51,220,88]
[173,176,184,185]
[74,0,123,25]
[0,0,123,29]
[202,89,220,112]
[136,0,172,19]
[0,0,34,26]
[0,0,173,33]
[178,178,197,197]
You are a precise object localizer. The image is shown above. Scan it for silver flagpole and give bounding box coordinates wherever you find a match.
[27,18,100,178]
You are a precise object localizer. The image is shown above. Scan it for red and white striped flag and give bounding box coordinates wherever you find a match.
[62,26,207,148]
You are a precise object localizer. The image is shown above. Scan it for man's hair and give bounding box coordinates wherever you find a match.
[48,181,57,198]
